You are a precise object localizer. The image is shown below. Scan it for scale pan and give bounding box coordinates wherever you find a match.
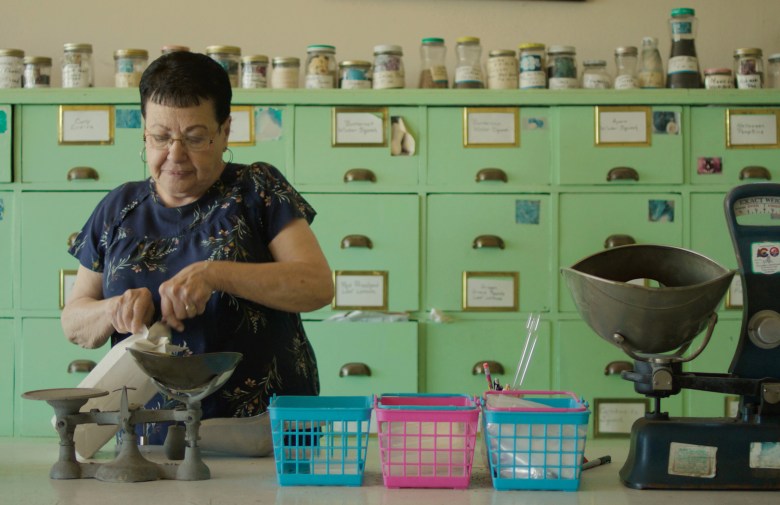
[561,244,735,354]
[129,349,243,392]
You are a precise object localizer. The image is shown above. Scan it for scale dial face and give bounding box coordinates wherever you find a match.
[734,196,780,217]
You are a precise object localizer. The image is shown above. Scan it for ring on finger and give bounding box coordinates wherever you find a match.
[185,304,196,317]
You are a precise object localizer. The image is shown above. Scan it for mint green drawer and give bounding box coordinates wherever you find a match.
[304,321,418,396]
[17,318,108,437]
[690,193,738,269]
[427,194,551,312]
[558,192,683,312]
[427,107,551,187]
[294,106,420,188]
[0,105,11,183]
[690,106,780,184]
[20,192,107,310]
[20,105,144,184]
[0,318,13,436]
[423,321,551,395]
[229,105,289,175]
[0,192,12,309]
[305,193,420,315]
[556,106,684,185]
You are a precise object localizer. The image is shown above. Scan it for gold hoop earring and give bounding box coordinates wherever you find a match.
[139,147,147,163]
[223,147,233,164]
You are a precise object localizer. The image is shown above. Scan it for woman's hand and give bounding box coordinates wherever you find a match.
[159,261,215,332]
[111,287,155,335]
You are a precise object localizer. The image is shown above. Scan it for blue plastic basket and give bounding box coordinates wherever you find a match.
[482,390,590,491]
[269,395,372,486]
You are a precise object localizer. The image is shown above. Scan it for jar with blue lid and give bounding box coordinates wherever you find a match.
[339,60,372,89]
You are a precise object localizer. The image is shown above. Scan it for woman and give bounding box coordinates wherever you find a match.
[61,51,333,444]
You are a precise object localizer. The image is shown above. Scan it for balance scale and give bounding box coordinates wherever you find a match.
[562,183,780,490]
[23,349,242,482]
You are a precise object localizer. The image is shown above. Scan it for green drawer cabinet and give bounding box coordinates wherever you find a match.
[0,191,12,309]
[293,106,421,188]
[423,320,551,396]
[0,105,10,183]
[558,192,683,312]
[305,193,420,316]
[304,321,418,396]
[427,107,551,187]
[690,106,780,185]
[20,192,107,310]
[17,318,108,437]
[229,105,289,174]
[426,194,551,313]
[0,319,12,436]
[20,105,145,184]
[555,106,684,185]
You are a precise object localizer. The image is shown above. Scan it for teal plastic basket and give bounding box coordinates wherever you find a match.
[269,395,372,486]
[482,390,590,491]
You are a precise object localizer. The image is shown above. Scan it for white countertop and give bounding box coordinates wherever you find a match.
[0,437,776,505]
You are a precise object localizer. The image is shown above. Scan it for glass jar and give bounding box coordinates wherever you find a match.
[518,43,546,89]
[241,55,269,88]
[161,45,190,54]
[547,45,578,89]
[0,49,24,88]
[614,46,638,89]
[114,49,148,88]
[62,43,93,88]
[454,36,484,89]
[486,49,518,89]
[206,45,241,87]
[419,37,448,88]
[733,48,764,89]
[305,44,337,89]
[22,56,51,88]
[704,68,734,89]
[768,53,780,89]
[271,57,300,89]
[582,60,611,89]
[667,7,701,88]
[373,45,405,89]
[638,36,664,88]
[339,60,372,89]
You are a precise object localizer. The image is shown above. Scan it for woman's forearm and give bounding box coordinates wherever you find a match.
[61,297,117,349]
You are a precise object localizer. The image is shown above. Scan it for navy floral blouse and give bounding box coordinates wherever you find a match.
[69,162,320,441]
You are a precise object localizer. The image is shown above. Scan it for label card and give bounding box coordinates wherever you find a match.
[464,107,519,147]
[595,106,651,146]
[333,271,388,310]
[594,398,649,437]
[59,105,114,144]
[727,109,780,148]
[332,108,387,146]
[462,272,518,311]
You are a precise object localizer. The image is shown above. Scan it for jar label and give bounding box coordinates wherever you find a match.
[373,70,405,89]
[548,77,578,89]
[487,57,519,89]
[638,71,664,88]
[668,55,698,74]
[705,75,733,89]
[272,68,299,89]
[614,74,638,89]
[0,57,23,88]
[671,21,693,35]
[455,66,483,84]
[430,65,448,83]
[115,72,142,88]
[736,74,762,89]
[305,73,335,89]
[62,63,91,88]
[520,71,546,89]
[582,74,611,89]
[242,74,268,88]
[341,79,371,89]
[520,54,543,72]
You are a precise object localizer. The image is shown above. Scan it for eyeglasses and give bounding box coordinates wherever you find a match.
[143,132,214,152]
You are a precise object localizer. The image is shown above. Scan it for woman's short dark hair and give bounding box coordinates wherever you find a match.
[140,51,232,125]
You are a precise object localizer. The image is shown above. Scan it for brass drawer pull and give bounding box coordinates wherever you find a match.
[343,168,376,183]
[339,362,371,377]
[604,234,636,249]
[68,359,97,374]
[472,360,505,375]
[473,235,505,250]
[604,360,633,376]
[740,166,771,181]
[67,231,79,249]
[67,166,99,181]
[475,168,508,183]
[341,234,373,249]
[606,166,639,182]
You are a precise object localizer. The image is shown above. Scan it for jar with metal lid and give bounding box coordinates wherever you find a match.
[733,48,764,89]
[161,45,190,54]
[114,49,148,88]
[704,68,734,89]
[0,49,24,88]
[241,55,269,88]
[22,56,51,88]
[305,44,337,89]
[419,37,448,88]
[206,45,241,87]
[373,45,404,89]
[768,54,780,89]
[518,43,546,89]
[271,57,300,89]
[614,46,638,89]
[486,49,518,89]
[62,43,93,88]
[454,36,484,89]
[582,60,611,89]
[339,60,372,89]
[547,45,578,89]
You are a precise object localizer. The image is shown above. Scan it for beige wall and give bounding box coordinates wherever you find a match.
[1,0,779,87]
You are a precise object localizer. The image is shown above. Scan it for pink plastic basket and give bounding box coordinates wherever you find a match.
[375,394,480,489]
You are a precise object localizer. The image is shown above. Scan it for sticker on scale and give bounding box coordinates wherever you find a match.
[668,442,717,478]
[750,442,780,468]
[751,242,780,274]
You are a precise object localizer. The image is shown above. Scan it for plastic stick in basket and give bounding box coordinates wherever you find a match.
[512,313,541,389]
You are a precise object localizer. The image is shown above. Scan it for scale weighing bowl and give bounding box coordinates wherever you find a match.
[561,244,735,355]
[128,349,242,393]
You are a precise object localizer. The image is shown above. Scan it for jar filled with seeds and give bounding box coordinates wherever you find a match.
[305,44,337,89]
[206,45,241,87]
[454,36,484,89]
[62,43,93,88]
[271,57,300,89]
[373,45,405,89]
[114,49,148,88]
[0,49,24,88]
[22,56,51,88]
[486,49,518,89]
[547,45,578,89]
[419,37,448,88]
[518,43,546,89]
[241,55,269,88]
[339,60,372,89]
[733,48,764,89]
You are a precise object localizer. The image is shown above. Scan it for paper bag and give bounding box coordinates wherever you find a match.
[57,323,183,459]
